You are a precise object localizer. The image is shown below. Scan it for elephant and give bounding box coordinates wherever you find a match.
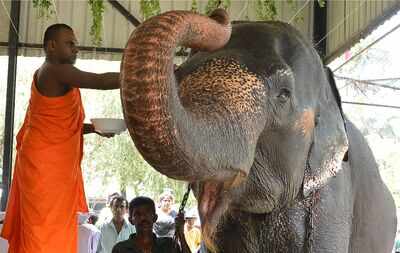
[120,9,397,253]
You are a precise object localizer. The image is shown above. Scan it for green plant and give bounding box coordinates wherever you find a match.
[256,0,325,21]
[255,0,277,21]
[205,0,231,15]
[88,0,105,47]
[139,0,161,20]
[191,0,199,13]
[31,0,326,49]
[32,0,54,18]
[317,0,326,8]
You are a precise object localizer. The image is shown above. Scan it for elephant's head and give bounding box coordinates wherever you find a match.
[121,9,348,251]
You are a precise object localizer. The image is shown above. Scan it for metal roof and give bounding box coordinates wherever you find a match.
[1,0,312,61]
[326,0,400,63]
[0,0,399,62]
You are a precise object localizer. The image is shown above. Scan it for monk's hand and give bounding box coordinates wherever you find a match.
[85,123,115,137]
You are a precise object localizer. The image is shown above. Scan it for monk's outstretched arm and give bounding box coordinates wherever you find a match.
[49,64,120,90]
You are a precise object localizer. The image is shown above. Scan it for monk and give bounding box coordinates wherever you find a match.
[1,23,120,253]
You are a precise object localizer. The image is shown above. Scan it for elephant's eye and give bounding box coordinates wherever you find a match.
[277,88,291,102]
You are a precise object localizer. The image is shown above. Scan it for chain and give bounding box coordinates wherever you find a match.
[178,183,192,215]
[173,183,192,250]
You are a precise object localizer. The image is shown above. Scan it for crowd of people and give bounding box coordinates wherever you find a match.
[77,191,202,253]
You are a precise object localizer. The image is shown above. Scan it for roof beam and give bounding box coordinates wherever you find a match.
[108,0,141,27]
[313,0,327,59]
[335,75,400,91]
[342,101,400,110]
[0,42,189,56]
[1,41,124,53]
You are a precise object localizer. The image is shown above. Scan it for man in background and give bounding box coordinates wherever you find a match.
[78,213,100,253]
[394,228,400,253]
[97,196,135,253]
[184,210,201,253]
[112,196,190,253]
[97,193,121,226]
[88,214,99,226]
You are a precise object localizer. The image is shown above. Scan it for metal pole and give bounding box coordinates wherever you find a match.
[313,0,327,59]
[342,101,400,110]
[0,42,190,57]
[1,0,20,211]
[108,0,141,27]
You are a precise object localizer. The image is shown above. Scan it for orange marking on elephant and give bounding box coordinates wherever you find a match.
[294,109,315,137]
[179,58,265,116]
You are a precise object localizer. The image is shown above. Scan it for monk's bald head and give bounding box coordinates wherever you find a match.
[43,24,73,50]
[43,23,78,64]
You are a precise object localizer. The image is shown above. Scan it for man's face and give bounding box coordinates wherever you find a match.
[186,218,196,227]
[130,205,157,233]
[50,28,79,64]
[111,199,127,220]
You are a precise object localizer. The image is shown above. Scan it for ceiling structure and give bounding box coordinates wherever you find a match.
[0,0,398,63]
[326,0,400,63]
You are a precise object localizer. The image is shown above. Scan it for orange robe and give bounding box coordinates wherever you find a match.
[1,75,88,253]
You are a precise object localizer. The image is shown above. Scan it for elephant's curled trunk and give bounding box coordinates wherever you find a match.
[121,10,231,181]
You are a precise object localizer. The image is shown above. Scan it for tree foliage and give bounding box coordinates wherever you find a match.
[80,89,196,207]
[331,32,400,208]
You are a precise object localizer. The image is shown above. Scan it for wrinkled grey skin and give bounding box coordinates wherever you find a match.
[121,11,397,253]
[180,22,397,253]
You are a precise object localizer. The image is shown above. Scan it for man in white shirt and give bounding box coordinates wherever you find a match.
[97,196,135,253]
[78,213,100,253]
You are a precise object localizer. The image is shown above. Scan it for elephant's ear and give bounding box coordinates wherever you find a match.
[303,67,349,197]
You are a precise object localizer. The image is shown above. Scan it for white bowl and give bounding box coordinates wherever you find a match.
[90,118,127,134]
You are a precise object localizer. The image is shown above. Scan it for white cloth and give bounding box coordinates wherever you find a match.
[96,219,135,253]
[0,212,9,253]
[78,212,90,225]
[78,223,100,253]
[0,225,9,253]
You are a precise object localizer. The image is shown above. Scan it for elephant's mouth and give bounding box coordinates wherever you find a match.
[198,171,246,251]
